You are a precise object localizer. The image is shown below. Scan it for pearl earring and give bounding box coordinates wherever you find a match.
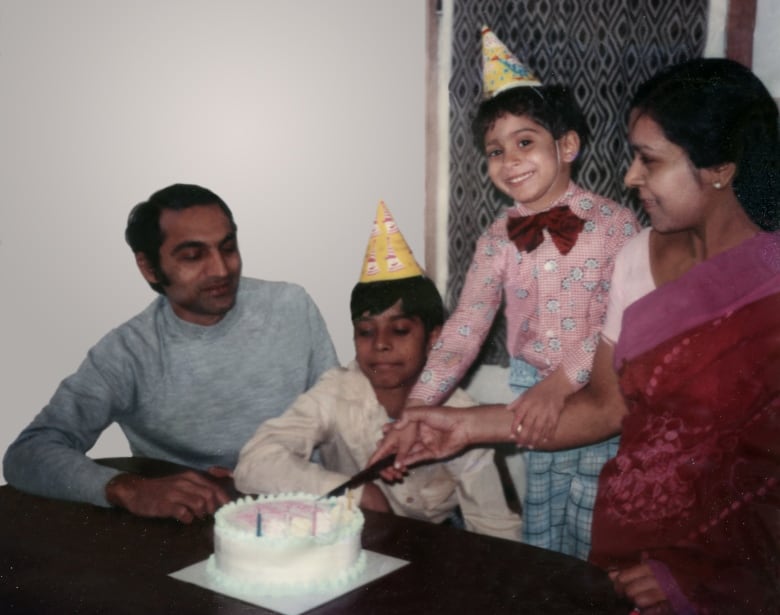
[713,181,722,189]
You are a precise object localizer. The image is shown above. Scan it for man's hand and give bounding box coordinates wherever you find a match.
[609,563,670,613]
[105,471,231,523]
[359,482,392,513]
[508,367,573,448]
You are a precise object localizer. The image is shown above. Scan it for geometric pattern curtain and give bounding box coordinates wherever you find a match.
[447,0,707,368]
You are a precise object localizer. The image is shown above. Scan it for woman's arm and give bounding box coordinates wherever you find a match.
[515,338,627,449]
[372,338,627,471]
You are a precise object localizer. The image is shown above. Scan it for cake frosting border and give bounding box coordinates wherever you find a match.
[209,492,366,596]
[206,549,367,596]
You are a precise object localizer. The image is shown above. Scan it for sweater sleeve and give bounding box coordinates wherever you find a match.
[301,289,339,388]
[2,343,131,507]
[233,369,351,496]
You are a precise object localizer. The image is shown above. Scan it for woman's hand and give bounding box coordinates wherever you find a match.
[370,407,465,477]
[370,405,513,475]
[609,563,669,613]
[508,367,573,448]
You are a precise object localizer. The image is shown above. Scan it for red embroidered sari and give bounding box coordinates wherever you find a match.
[590,232,780,614]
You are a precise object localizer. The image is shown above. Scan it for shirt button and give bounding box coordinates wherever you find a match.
[406,496,414,504]
[546,330,555,338]
[544,260,557,272]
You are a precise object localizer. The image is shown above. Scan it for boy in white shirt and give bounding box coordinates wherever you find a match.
[234,202,521,540]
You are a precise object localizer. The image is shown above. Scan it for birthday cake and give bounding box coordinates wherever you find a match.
[207,493,366,595]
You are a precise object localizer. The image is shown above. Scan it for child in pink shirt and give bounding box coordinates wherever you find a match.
[404,27,639,558]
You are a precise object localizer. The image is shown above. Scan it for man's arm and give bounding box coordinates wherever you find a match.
[3,350,131,507]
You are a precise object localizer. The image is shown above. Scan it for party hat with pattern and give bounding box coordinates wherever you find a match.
[481,25,541,98]
[359,201,424,282]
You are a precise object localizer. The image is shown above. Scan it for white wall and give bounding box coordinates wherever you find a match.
[753,0,780,98]
[2,1,778,479]
[0,1,426,464]
[708,0,779,97]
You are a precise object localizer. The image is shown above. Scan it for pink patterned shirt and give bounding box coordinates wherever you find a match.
[413,182,639,404]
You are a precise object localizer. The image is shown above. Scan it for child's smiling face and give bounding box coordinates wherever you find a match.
[484,112,578,212]
[353,300,435,396]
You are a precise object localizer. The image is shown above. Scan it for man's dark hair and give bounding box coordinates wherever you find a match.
[350,276,444,337]
[125,183,237,293]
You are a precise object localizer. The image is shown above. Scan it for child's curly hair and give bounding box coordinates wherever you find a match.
[471,85,590,159]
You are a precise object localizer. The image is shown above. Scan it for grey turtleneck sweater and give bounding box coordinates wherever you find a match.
[3,277,338,506]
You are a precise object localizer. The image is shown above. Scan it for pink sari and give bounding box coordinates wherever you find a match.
[590,232,780,614]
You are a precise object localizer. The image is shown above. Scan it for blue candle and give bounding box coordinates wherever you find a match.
[256,512,263,536]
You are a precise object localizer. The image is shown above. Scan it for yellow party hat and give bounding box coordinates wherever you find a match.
[359,201,424,282]
[481,25,541,99]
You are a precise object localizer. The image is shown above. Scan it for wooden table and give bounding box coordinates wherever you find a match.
[1,457,633,614]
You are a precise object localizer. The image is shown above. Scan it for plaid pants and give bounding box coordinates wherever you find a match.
[509,357,619,559]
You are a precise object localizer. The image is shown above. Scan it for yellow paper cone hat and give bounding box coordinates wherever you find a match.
[359,201,424,282]
[481,25,541,99]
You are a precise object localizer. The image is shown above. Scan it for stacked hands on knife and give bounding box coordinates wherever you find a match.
[370,367,574,481]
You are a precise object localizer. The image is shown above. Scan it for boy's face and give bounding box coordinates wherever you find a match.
[353,300,437,394]
[484,113,579,212]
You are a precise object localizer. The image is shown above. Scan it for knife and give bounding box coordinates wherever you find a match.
[320,454,396,499]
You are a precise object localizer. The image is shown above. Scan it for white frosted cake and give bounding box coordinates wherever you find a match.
[207,493,366,595]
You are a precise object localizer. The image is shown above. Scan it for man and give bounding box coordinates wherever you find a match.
[3,184,338,522]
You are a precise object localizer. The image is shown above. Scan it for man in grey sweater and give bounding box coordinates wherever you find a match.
[3,184,338,522]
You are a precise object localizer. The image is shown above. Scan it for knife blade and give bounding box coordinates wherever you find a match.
[320,454,396,499]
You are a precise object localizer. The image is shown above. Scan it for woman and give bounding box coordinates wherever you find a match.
[372,58,779,613]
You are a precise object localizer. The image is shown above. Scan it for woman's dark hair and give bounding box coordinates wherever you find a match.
[125,183,237,293]
[350,276,444,336]
[631,58,779,231]
[471,84,590,157]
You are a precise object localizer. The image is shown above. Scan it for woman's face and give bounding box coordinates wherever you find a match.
[624,111,713,233]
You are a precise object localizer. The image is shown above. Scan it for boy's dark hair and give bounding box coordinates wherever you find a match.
[471,85,590,158]
[630,58,779,231]
[125,183,237,293]
[350,276,444,336]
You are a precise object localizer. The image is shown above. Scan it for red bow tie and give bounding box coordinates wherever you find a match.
[507,205,585,255]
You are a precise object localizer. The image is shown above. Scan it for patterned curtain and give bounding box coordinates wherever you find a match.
[447,0,707,369]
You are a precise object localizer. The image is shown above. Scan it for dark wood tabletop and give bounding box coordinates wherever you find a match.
[1,457,633,615]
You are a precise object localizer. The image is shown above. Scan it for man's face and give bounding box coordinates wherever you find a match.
[138,203,242,325]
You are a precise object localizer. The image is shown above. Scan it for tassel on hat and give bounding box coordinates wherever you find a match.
[481,25,541,99]
[359,201,424,283]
